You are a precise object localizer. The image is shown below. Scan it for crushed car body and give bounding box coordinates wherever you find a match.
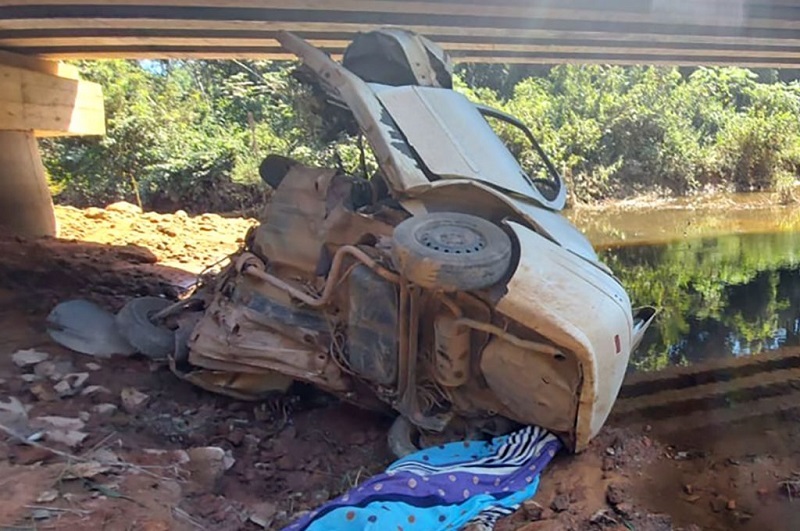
[122,29,656,453]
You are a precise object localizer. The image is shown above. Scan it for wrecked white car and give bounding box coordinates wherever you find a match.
[113,29,655,454]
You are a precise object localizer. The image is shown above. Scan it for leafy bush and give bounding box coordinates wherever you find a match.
[43,60,800,210]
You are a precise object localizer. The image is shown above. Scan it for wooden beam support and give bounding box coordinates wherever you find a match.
[0,57,104,237]
[0,49,79,79]
[0,131,57,237]
[0,63,105,136]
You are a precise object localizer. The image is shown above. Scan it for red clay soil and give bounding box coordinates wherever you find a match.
[0,204,798,530]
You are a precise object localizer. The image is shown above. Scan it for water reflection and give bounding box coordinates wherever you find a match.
[599,231,800,372]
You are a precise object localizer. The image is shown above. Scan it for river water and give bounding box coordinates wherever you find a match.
[568,194,800,372]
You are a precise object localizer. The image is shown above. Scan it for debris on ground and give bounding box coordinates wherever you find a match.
[12,349,50,367]
[1,205,799,530]
[120,387,149,414]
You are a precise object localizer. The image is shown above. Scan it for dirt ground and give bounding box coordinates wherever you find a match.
[1,203,799,530]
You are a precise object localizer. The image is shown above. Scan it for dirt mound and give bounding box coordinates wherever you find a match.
[55,202,257,274]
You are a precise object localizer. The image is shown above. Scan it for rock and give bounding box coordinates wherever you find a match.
[20,374,40,383]
[606,484,625,506]
[30,383,58,402]
[31,416,88,448]
[710,496,727,513]
[87,448,122,465]
[200,213,221,222]
[157,225,178,237]
[57,372,90,396]
[85,362,102,371]
[605,447,616,456]
[53,380,73,397]
[175,210,189,219]
[34,360,75,381]
[81,385,112,397]
[12,349,50,368]
[249,501,278,528]
[121,387,149,413]
[614,502,634,518]
[79,411,91,422]
[727,499,737,511]
[83,207,107,220]
[37,490,59,503]
[185,447,236,490]
[522,499,544,520]
[550,494,569,513]
[590,509,618,526]
[106,201,142,215]
[32,416,85,431]
[92,403,118,416]
[683,484,694,495]
[45,429,88,448]
[0,396,30,433]
[602,456,616,472]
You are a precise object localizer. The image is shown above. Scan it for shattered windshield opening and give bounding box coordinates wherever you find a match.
[478,107,564,203]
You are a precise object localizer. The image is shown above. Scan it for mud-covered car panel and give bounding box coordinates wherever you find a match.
[157,30,654,454]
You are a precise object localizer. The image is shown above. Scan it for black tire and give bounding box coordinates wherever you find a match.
[115,297,176,360]
[392,212,512,291]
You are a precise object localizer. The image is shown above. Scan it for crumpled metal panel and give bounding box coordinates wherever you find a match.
[495,221,633,451]
[188,297,349,393]
[480,336,580,433]
[346,264,399,385]
[253,165,396,275]
[375,85,563,210]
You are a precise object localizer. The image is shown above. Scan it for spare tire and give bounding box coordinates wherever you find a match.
[343,28,453,88]
[115,297,176,360]
[391,212,512,291]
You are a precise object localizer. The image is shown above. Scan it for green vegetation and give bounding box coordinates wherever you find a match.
[43,60,800,211]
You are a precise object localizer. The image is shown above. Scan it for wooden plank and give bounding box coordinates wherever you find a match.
[0,64,104,136]
[19,44,800,67]
[3,18,800,48]
[6,36,800,59]
[0,49,79,79]
[0,0,795,29]
[3,3,800,30]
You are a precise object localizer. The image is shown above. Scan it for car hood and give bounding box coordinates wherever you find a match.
[276,31,565,212]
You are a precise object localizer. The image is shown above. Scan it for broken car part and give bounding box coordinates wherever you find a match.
[119,28,656,454]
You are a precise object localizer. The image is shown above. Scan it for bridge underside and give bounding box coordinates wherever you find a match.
[2,1,800,67]
[2,0,800,237]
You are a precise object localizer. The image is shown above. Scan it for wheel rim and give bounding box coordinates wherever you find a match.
[416,222,487,255]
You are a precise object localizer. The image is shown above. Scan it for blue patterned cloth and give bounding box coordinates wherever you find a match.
[283,425,562,531]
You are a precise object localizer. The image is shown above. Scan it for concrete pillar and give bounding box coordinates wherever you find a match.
[0,131,57,237]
